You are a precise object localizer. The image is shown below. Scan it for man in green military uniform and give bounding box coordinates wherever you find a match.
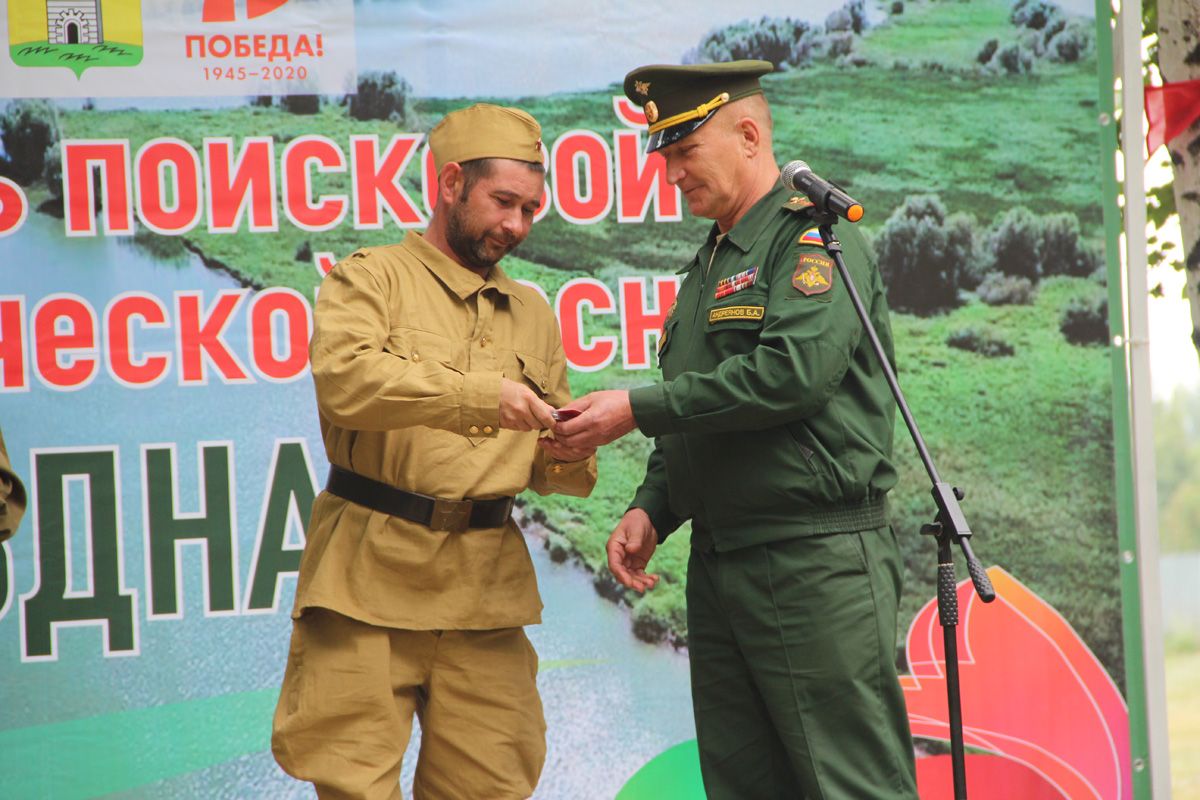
[272,104,597,799]
[554,61,919,799]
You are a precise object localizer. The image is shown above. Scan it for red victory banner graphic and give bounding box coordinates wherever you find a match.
[903,567,1130,800]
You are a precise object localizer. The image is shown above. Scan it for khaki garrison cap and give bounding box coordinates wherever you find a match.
[623,60,774,153]
[427,103,544,172]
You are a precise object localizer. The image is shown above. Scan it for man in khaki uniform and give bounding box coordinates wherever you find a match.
[272,103,597,800]
[0,428,27,541]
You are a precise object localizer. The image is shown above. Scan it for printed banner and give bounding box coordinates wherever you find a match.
[2,0,355,97]
[0,0,1131,797]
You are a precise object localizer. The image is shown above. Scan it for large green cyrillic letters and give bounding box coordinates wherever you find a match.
[22,449,136,659]
[143,444,237,617]
[245,439,315,611]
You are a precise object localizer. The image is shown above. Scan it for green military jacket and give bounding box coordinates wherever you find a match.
[628,182,898,551]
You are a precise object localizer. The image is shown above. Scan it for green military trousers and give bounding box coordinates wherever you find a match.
[686,525,919,800]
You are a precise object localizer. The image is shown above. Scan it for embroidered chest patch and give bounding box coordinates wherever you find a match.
[792,253,834,296]
[708,305,765,324]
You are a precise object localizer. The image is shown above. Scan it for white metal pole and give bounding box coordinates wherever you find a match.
[1115,0,1172,795]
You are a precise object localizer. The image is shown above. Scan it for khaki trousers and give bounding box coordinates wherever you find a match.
[272,608,546,800]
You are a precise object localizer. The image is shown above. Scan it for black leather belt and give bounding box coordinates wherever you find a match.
[325,465,514,533]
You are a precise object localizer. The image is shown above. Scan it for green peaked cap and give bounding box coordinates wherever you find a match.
[622,60,774,152]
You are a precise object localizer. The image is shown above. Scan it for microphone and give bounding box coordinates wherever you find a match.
[780,160,864,223]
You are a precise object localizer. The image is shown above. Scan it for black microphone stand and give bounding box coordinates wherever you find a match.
[813,210,996,800]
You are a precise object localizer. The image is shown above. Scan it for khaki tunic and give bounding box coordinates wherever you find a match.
[0,428,26,541]
[293,231,596,630]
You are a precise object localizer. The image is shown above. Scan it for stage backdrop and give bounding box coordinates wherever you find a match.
[0,0,1139,797]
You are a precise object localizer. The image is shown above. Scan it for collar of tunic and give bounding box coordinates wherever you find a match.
[401,230,526,305]
[683,181,792,273]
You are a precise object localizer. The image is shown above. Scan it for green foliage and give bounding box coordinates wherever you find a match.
[347,71,413,124]
[976,271,1035,305]
[42,142,61,200]
[0,100,59,185]
[128,228,190,263]
[861,0,1015,68]
[1011,0,1062,31]
[875,195,978,314]
[280,94,320,115]
[977,38,1000,63]
[826,33,856,59]
[826,0,869,35]
[887,277,1120,686]
[945,324,1015,356]
[997,42,1033,74]
[988,206,1042,279]
[1059,291,1109,346]
[683,16,819,68]
[1045,19,1094,63]
[1006,0,1092,66]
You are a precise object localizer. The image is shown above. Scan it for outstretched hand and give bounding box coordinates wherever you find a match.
[607,508,659,593]
[552,390,638,449]
[499,378,557,431]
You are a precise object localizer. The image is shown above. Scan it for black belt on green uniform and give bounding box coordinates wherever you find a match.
[325,465,514,533]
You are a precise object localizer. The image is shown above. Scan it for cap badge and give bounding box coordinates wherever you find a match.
[634,80,651,96]
[644,100,659,124]
[534,138,543,152]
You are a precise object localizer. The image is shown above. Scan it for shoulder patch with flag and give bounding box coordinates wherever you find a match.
[797,228,824,247]
[793,252,834,296]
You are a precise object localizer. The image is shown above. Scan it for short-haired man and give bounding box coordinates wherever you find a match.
[554,62,919,799]
[272,103,597,800]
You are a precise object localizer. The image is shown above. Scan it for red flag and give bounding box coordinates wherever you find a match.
[1145,78,1200,155]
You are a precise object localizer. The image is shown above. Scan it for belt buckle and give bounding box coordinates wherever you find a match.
[430,497,473,533]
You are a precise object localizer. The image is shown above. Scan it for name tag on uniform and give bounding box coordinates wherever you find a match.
[708,305,765,324]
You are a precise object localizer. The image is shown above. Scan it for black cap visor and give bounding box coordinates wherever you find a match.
[645,110,718,153]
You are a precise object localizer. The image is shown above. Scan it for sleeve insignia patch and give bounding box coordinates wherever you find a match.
[658,300,677,353]
[708,305,765,324]
[797,228,824,246]
[792,253,834,296]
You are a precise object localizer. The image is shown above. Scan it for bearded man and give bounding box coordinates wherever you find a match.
[271,103,597,800]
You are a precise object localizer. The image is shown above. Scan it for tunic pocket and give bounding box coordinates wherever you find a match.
[384,326,460,371]
[514,351,550,396]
